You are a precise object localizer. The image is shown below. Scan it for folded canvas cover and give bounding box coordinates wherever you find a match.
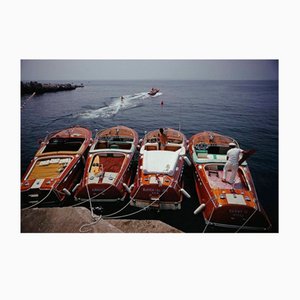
[142,150,179,176]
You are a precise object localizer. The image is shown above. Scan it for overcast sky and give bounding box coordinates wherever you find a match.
[21,60,278,81]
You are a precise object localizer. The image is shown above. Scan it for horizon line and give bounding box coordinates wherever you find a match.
[21,78,279,81]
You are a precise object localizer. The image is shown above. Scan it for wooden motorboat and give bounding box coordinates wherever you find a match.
[21,126,92,206]
[148,88,160,96]
[74,126,138,202]
[130,128,191,210]
[189,131,272,231]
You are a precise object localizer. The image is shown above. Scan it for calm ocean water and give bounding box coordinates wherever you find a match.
[21,80,278,232]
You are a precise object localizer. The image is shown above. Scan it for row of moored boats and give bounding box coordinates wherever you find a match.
[21,126,271,231]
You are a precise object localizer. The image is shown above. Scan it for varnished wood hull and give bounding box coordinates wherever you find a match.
[21,157,85,205]
[130,128,187,210]
[193,174,271,230]
[21,126,92,206]
[189,131,272,231]
[130,159,185,210]
[74,126,138,202]
[74,156,134,202]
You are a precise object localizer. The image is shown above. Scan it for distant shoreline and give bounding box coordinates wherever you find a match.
[21,81,84,96]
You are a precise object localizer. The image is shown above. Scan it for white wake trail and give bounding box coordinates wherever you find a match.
[78,91,162,119]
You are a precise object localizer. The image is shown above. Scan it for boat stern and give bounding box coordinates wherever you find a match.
[204,203,272,231]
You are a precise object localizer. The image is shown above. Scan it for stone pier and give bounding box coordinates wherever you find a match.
[21,207,182,233]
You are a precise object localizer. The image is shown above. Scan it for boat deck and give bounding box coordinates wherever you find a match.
[27,158,72,180]
[90,155,124,174]
[88,154,126,185]
[205,169,247,190]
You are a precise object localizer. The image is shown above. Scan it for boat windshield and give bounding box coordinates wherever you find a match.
[195,143,229,155]
[43,138,84,152]
[207,145,230,155]
[99,136,133,142]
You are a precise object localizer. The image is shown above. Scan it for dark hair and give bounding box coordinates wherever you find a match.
[159,128,164,134]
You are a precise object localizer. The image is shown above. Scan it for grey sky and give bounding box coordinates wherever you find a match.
[21,60,278,81]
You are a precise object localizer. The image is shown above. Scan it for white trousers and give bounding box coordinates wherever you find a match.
[223,162,239,184]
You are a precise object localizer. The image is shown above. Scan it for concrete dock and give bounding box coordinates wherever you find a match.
[21,207,182,233]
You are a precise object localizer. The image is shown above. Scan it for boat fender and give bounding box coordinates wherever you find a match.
[183,156,192,166]
[72,183,80,193]
[62,188,71,196]
[180,188,191,198]
[194,203,206,215]
[122,183,131,193]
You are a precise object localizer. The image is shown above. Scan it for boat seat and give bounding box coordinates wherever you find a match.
[164,145,181,152]
[118,143,132,150]
[197,151,208,158]
[208,170,219,177]
[95,142,107,149]
[144,143,158,151]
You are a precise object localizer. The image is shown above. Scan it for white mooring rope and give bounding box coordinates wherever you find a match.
[22,187,55,210]
[79,179,174,232]
[235,208,258,233]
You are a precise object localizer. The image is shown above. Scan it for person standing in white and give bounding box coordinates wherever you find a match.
[222,142,244,185]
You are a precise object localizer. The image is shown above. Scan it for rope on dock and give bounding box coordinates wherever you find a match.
[103,179,174,219]
[78,179,174,232]
[79,169,132,232]
[78,185,100,232]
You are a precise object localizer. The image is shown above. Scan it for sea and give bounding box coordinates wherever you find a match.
[21,80,278,233]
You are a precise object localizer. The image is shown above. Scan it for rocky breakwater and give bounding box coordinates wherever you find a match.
[21,81,84,96]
